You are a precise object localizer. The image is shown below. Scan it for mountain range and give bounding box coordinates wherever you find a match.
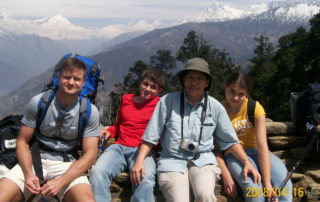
[182,0,319,23]
[0,0,319,119]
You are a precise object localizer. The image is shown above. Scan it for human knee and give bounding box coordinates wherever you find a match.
[0,178,24,202]
[63,183,95,202]
[63,194,95,202]
[241,183,264,201]
[89,165,112,182]
[192,183,215,202]
[131,176,155,197]
[194,190,216,202]
[139,179,155,190]
[142,171,156,183]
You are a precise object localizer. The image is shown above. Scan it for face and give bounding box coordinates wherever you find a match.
[224,83,248,110]
[183,71,210,102]
[139,78,162,102]
[58,68,86,96]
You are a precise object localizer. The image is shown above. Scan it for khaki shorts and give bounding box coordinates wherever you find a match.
[158,164,221,202]
[4,159,90,201]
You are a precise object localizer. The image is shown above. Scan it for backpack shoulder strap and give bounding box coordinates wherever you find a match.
[36,89,56,129]
[247,97,256,127]
[78,97,91,140]
[32,90,57,184]
[33,89,56,182]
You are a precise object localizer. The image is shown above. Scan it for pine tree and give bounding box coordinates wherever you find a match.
[107,60,149,124]
[177,30,237,100]
[248,35,276,113]
[150,50,177,94]
[265,13,320,120]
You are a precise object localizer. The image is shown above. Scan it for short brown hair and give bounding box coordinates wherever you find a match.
[140,69,165,89]
[59,58,87,78]
[225,70,252,93]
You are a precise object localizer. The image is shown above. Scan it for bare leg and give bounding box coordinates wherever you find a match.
[0,177,24,202]
[62,183,94,202]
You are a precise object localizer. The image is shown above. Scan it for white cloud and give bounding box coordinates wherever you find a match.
[0,13,160,40]
[0,0,289,39]
[0,0,226,19]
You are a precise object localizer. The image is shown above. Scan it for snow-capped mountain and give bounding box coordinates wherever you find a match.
[182,0,320,24]
[0,12,158,40]
[1,0,318,40]
[182,2,244,23]
[251,0,320,24]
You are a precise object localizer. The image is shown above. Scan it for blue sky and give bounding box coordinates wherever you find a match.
[1,0,278,28]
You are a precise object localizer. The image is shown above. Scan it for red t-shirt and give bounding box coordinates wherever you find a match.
[107,94,159,147]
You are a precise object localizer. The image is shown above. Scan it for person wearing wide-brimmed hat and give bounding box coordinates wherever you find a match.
[131,57,261,202]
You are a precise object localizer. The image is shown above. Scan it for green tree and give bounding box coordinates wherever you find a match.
[207,48,237,101]
[269,27,309,121]
[125,60,149,93]
[177,30,237,101]
[265,13,320,121]
[176,30,201,62]
[305,13,320,83]
[107,82,126,124]
[150,50,178,94]
[248,35,276,113]
[107,60,149,124]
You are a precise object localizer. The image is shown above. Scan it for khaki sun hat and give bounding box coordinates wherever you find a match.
[176,57,212,90]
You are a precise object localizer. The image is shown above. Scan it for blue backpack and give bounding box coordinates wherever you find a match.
[29,53,104,188]
[37,53,104,140]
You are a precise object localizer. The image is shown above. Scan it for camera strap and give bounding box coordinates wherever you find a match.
[180,90,208,145]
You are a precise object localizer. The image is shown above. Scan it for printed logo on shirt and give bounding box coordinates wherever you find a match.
[233,119,252,136]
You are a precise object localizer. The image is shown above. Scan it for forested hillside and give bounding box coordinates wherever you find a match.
[107,13,320,124]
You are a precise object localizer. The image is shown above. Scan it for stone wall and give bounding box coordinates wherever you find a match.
[102,120,320,202]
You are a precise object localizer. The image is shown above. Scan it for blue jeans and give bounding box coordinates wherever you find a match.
[225,148,292,202]
[89,144,156,202]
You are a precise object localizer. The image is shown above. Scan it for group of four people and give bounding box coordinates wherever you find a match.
[0,57,292,202]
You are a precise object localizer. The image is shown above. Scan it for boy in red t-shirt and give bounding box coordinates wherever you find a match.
[89,69,164,202]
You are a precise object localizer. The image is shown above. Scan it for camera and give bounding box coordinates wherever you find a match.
[180,138,199,153]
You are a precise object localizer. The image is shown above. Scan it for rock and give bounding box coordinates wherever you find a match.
[114,172,131,185]
[110,183,121,192]
[272,150,290,159]
[291,173,307,183]
[268,136,308,149]
[266,118,273,122]
[291,172,320,201]
[290,147,316,159]
[266,122,298,136]
[101,121,320,202]
[305,164,320,183]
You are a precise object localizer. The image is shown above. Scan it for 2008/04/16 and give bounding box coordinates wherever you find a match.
[246,187,304,197]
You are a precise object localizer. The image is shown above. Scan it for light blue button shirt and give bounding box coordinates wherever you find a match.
[142,90,239,173]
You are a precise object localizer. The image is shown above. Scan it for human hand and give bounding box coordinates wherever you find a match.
[316,125,320,133]
[130,161,145,186]
[100,129,110,141]
[25,173,41,194]
[41,178,64,197]
[264,181,278,202]
[242,160,261,185]
[221,172,238,198]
